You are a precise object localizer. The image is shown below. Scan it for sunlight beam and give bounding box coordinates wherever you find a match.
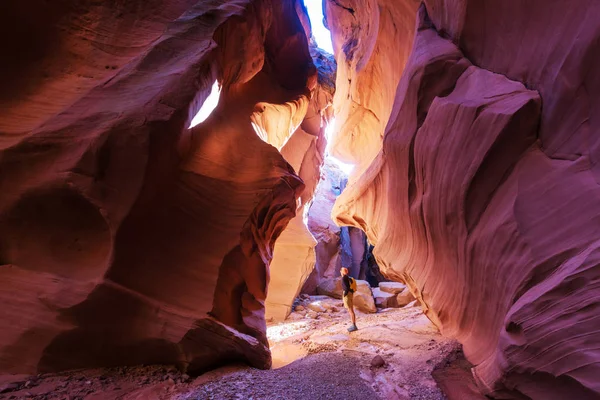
[190,80,221,128]
[325,118,355,175]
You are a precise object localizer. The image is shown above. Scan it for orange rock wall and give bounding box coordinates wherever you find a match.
[264,30,336,320]
[328,1,600,398]
[0,0,315,374]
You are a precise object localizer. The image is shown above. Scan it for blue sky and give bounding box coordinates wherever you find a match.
[304,0,333,54]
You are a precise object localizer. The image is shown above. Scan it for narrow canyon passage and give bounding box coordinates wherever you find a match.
[1,0,600,399]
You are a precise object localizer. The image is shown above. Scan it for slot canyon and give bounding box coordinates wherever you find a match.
[1,0,599,399]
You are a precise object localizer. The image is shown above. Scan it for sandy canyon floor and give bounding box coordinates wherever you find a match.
[0,296,485,400]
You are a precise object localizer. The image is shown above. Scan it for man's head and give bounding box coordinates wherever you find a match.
[340,267,349,276]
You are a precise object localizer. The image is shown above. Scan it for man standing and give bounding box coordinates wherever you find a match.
[341,267,358,332]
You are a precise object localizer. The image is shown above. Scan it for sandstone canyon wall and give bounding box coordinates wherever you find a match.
[264,42,336,322]
[325,0,420,173]
[301,159,385,294]
[2,0,600,397]
[328,0,600,398]
[0,0,317,375]
[301,160,346,293]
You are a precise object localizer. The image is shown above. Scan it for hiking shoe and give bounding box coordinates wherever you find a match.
[347,324,358,332]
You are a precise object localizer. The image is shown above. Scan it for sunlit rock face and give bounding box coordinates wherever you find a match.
[301,159,383,295]
[0,0,315,374]
[301,160,345,294]
[324,0,420,172]
[328,0,600,398]
[265,38,336,321]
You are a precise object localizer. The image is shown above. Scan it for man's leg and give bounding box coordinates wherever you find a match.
[346,293,357,332]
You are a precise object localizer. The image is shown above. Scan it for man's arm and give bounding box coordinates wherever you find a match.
[341,275,350,296]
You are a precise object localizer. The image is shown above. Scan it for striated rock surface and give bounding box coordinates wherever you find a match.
[301,159,383,295]
[0,0,315,375]
[264,36,336,321]
[330,2,600,398]
[324,0,421,170]
[301,160,346,293]
[3,0,599,396]
[263,124,320,321]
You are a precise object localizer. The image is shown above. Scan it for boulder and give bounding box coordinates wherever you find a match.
[396,288,416,307]
[372,288,399,308]
[353,282,377,314]
[371,355,386,368]
[316,278,343,298]
[378,282,407,295]
[316,278,376,313]
[306,312,319,320]
[306,301,327,313]
[287,313,305,321]
[354,293,377,314]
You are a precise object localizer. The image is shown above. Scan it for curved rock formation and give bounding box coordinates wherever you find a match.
[301,160,384,295]
[3,0,600,397]
[324,0,420,171]
[0,0,315,375]
[329,1,600,398]
[301,160,346,293]
[264,14,337,322]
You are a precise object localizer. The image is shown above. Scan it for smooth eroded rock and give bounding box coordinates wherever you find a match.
[316,278,376,313]
[396,288,416,307]
[371,355,386,368]
[372,288,399,308]
[265,43,336,321]
[329,3,600,398]
[0,0,314,375]
[378,282,407,294]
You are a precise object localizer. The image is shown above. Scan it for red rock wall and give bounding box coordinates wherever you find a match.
[301,159,383,294]
[301,160,346,294]
[328,1,600,398]
[0,0,315,374]
[264,12,337,321]
[324,0,420,171]
[264,49,333,321]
